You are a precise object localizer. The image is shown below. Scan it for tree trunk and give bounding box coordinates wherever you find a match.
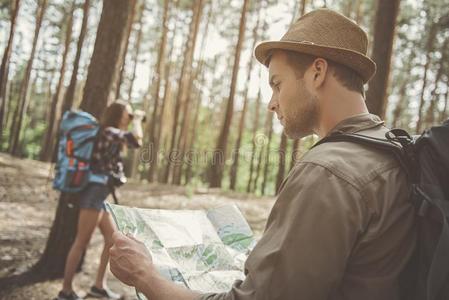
[161,10,191,184]
[0,0,21,145]
[365,0,400,119]
[183,3,214,185]
[247,87,262,193]
[159,12,184,183]
[172,0,205,185]
[126,4,145,179]
[299,0,307,17]
[165,0,203,184]
[115,0,137,100]
[290,139,300,170]
[61,0,91,113]
[41,2,76,162]
[425,38,448,128]
[416,22,438,133]
[275,132,288,194]
[184,85,203,185]
[441,84,449,123]
[392,51,416,128]
[33,0,136,278]
[156,9,183,183]
[261,112,274,195]
[127,2,145,101]
[209,0,249,187]
[2,80,15,146]
[354,0,363,24]
[147,0,172,182]
[9,0,47,156]
[229,3,262,190]
[42,69,56,130]
[80,0,135,118]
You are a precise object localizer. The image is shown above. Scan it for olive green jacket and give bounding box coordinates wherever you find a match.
[200,113,416,300]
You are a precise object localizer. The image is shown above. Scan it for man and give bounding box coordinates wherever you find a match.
[109,9,416,300]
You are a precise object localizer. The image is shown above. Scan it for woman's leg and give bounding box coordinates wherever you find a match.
[62,208,103,292]
[94,211,117,289]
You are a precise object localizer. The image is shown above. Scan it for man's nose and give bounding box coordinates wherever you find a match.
[267,95,277,112]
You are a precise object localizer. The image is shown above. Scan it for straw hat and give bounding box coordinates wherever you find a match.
[254,8,376,83]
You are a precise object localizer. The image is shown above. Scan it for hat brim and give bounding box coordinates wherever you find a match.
[254,41,376,83]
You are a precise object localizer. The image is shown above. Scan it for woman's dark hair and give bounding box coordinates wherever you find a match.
[100,102,130,128]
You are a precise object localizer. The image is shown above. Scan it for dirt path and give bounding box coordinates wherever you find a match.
[0,153,274,299]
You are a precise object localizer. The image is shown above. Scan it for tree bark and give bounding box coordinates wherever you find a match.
[164,0,203,184]
[33,0,136,278]
[61,0,91,113]
[290,139,300,170]
[171,0,205,185]
[392,51,416,128]
[441,83,449,123]
[425,38,448,127]
[209,0,250,187]
[299,0,307,17]
[127,2,145,101]
[252,143,264,194]
[416,22,438,133]
[275,132,288,194]
[354,0,363,24]
[183,3,214,185]
[160,10,183,183]
[147,0,172,182]
[229,3,262,190]
[80,0,135,119]
[9,0,47,156]
[247,87,262,193]
[365,0,400,119]
[115,0,137,99]
[261,112,274,195]
[0,0,21,145]
[126,3,145,179]
[41,2,76,162]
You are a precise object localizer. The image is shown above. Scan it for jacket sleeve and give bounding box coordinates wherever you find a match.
[198,162,369,300]
[103,126,140,148]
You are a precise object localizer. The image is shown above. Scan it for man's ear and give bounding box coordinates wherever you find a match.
[311,58,328,89]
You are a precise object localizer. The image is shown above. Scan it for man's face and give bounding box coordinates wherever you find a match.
[267,51,319,139]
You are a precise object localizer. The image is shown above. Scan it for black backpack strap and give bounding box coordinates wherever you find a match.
[313,132,414,180]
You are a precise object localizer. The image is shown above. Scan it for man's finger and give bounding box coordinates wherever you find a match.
[109,244,117,257]
[126,233,143,244]
[112,231,123,243]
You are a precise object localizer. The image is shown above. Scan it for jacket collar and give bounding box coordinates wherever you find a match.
[326,113,384,136]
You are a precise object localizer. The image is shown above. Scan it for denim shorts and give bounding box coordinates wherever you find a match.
[78,183,110,211]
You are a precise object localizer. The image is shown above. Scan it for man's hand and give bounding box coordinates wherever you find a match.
[109,231,203,300]
[109,232,154,287]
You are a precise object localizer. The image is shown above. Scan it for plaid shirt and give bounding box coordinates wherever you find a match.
[91,127,140,176]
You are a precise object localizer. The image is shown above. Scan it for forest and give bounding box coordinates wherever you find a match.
[0,0,447,196]
[0,0,449,299]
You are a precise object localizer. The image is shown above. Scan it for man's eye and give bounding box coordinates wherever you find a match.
[275,83,281,91]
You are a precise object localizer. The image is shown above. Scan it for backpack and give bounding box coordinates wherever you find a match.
[53,110,108,193]
[313,119,449,300]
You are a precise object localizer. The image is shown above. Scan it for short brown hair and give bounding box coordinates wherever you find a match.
[284,50,365,95]
[101,102,128,128]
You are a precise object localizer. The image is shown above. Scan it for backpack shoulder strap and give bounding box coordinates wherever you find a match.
[313,132,414,180]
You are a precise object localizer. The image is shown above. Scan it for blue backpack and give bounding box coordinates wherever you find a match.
[53,110,108,193]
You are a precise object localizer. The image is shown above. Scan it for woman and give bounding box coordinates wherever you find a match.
[56,102,142,300]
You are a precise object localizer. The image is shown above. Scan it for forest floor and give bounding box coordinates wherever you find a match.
[0,153,275,300]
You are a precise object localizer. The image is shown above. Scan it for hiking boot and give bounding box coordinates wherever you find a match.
[87,286,122,299]
[55,290,83,300]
